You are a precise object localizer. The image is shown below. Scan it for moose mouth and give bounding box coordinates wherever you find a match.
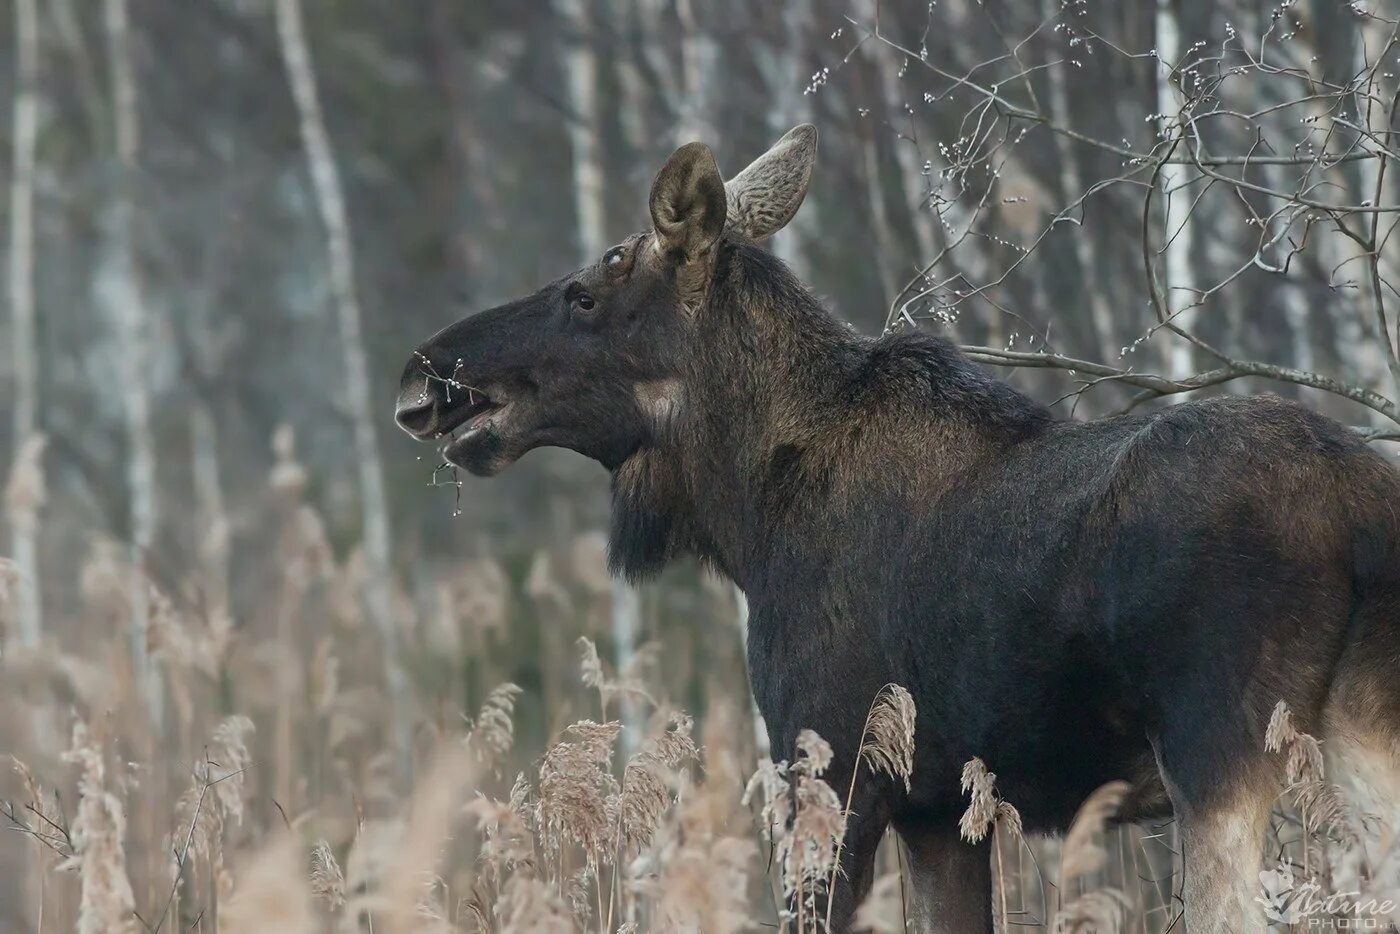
[438,390,511,467]
[445,389,499,433]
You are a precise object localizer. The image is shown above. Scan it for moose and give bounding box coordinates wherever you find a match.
[396,125,1400,931]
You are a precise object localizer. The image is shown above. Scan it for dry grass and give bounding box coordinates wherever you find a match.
[3,629,1396,931]
[2,441,1396,931]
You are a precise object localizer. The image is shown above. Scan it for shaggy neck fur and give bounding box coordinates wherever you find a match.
[608,242,1051,587]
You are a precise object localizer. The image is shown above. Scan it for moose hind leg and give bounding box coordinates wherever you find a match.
[1323,712,1400,898]
[895,819,993,934]
[1177,795,1274,933]
[1152,753,1275,934]
[1324,565,1400,897]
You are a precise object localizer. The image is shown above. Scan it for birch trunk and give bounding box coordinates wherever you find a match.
[558,0,607,261]
[611,0,656,178]
[7,0,42,648]
[558,0,647,752]
[274,0,409,756]
[101,0,161,723]
[673,0,713,145]
[1156,0,1196,380]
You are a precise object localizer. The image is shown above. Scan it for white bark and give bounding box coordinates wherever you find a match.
[673,0,715,145]
[558,0,647,750]
[558,0,607,260]
[101,0,161,721]
[609,0,649,165]
[7,0,42,647]
[274,0,409,749]
[1156,0,1196,379]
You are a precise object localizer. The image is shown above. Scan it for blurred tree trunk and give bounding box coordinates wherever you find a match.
[190,406,229,622]
[274,0,409,758]
[558,0,607,260]
[1263,179,1315,380]
[1156,0,1196,379]
[877,63,937,278]
[765,0,818,280]
[426,0,501,289]
[632,0,683,144]
[1354,13,1400,399]
[100,0,162,723]
[858,85,901,311]
[181,175,245,636]
[1043,0,1116,362]
[613,0,663,176]
[6,0,43,648]
[50,0,105,147]
[673,0,714,145]
[558,0,643,751]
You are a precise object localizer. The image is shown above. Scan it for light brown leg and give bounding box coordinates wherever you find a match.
[1323,720,1400,925]
[1175,792,1273,933]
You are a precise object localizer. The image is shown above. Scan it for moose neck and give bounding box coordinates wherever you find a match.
[608,242,1051,592]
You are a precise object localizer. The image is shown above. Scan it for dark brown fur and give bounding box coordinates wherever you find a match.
[397,128,1400,932]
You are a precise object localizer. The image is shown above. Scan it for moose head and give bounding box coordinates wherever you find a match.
[394,125,818,477]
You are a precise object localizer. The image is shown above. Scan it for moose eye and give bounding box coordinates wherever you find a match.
[574,292,596,312]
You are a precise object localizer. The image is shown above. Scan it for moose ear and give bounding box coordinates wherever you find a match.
[649,142,728,260]
[723,124,817,241]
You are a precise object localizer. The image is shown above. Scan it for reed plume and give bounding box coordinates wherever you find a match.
[58,720,137,934]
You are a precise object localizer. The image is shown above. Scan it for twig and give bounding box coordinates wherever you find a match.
[150,759,249,934]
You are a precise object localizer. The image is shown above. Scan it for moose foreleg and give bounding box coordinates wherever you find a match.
[896,821,993,934]
[821,789,890,932]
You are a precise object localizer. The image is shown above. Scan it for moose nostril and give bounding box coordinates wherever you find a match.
[395,395,438,436]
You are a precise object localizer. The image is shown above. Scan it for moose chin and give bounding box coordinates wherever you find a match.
[396,124,1400,932]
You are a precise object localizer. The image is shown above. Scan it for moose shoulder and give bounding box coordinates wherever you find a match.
[396,126,1400,932]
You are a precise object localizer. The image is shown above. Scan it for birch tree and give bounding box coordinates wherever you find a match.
[1155,0,1196,379]
[6,0,43,648]
[858,1,1400,440]
[274,0,409,751]
[673,0,714,145]
[556,0,647,751]
[558,0,607,261]
[99,0,162,721]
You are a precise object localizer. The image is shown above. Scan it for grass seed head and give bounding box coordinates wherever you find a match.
[59,720,138,934]
[860,683,917,793]
[309,838,346,909]
[465,682,524,772]
[959,757,999,844]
